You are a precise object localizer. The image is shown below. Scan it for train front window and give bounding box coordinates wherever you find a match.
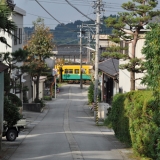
[75,69,79,74]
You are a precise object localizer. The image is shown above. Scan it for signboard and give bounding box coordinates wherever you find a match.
[52,69,57,76]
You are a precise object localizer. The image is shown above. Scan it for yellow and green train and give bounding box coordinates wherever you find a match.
[56,64,93,83]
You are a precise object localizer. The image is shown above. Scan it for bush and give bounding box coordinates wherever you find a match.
[4,97,22,127]
[88,82,94,104]
[8,93,22,106]
[107,90,160,159]
[125,91,160,159]
[34,98,45,108]
[43,96,52,101]
[104,93,131,146]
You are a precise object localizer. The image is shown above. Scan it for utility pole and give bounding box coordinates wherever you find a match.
[93,0,104,121]
[93,0,101,102]
[87,31,91,63]
[77,25,83,89]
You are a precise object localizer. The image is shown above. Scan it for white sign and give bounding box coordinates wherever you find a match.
[52,69,57,76]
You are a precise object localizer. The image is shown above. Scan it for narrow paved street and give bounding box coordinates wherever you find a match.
[2,84,131,160]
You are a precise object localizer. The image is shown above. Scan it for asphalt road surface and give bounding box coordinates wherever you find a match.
[5,84,130,160]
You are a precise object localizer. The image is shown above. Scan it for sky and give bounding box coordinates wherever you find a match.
[14,0,160,29]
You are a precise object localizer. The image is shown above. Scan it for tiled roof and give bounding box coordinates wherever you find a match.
[98,58,119,77]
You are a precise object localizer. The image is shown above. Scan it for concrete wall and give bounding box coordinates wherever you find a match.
[23,103,43,112]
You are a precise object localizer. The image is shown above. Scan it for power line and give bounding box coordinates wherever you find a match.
[35,0,62,24]
[65,0,94,22]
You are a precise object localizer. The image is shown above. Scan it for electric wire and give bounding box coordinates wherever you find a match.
[35,0,62,24]
[65,0,94,22]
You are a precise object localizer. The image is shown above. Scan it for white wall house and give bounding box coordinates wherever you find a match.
[0,6,26,53]
[0,5,26,101]
[119,31,148,93]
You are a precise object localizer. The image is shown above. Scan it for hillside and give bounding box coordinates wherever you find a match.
[24,15,116,45]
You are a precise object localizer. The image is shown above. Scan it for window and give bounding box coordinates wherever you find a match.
[75,69,79,74]
[19,28,22,44]
[14,29,18,45]
[65,69,68,73]
[68,69,73,74]
[64,69,73,74]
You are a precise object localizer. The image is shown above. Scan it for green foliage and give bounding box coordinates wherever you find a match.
[125,91,160,159]
[104,93,131,146]
[142,23,160,101]
[103,0,160,90]
[140,23,160,159]
[34,98,45,108]
[43,96,52,101]
[0,2,17,47]
[8,93,22,106]
[88,82,94,104]
[24,18,55,100]
[24,16,114,45]
[4,97,22,127]
[105,90,160,159]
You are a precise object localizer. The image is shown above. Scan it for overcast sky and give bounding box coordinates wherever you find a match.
[14,0,160,29]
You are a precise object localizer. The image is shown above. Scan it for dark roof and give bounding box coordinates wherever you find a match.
[98,58,119,78]
[0,62,9,73]
[56,45,87,56]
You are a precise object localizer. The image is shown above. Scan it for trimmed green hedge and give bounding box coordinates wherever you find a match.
[125,91,160,159]
[104,93,131,146]
[105,90,160,159]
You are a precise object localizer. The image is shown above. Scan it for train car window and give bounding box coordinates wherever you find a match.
[68,69,73,74]
[75,69,79,74]
[65,69,68,73]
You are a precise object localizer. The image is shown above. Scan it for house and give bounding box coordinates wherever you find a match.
[98,58,119,104]
[0,5,26,101]
[119,30,149,93]
[56,45,88,63]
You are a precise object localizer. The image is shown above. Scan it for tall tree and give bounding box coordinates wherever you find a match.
[102,0,160,90]
[142,23,160,100]
[0,0,16,47]
[24,18,55,101]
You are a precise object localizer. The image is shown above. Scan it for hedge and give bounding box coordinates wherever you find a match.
[104,93,131,146]
[105,90,160,159]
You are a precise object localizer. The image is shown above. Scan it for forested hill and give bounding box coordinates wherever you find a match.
[24,15,117,45]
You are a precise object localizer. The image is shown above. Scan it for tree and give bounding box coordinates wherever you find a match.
[141,23,160,159]
[24,18,55,101]
[142,23,160,101]
[102,0,160,90]
[0,0,16,47]
[0,49,29,94]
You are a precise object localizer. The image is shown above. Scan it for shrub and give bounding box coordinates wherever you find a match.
[104,93,131,146]
[88,82,94,104]
[8,93,22,106]
[4,97,22,127]
[125,91,160,159]
[43,96,52,101]
[34,98,45,108]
